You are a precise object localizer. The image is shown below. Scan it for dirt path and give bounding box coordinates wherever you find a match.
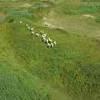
[45,11,100,39]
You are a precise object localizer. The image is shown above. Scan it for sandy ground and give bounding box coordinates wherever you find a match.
[82,14,95,19]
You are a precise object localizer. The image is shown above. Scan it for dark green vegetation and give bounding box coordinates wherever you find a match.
[0,0,100,100]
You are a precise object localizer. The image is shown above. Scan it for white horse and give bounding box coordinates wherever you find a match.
[50,43,54,48]
[53,41,56,46]
[35,33,40,37]
[47,43,51,48]
[30,28,34,31]
[26,24,29,27]
[31,31,35,35]
[48,38,52,43]
[19,21,23,24]
[42,34,47,38]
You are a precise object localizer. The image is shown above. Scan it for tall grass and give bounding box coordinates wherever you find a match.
[0,0,100,100]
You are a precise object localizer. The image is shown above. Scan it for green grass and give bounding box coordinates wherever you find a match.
[0,0,100,100]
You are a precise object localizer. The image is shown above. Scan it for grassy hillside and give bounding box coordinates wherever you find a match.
[0,0,100,100]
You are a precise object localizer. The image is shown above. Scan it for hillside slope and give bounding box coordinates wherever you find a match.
[0,0,100,100]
